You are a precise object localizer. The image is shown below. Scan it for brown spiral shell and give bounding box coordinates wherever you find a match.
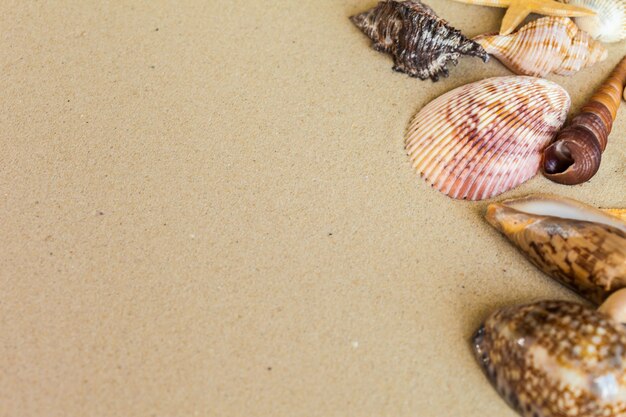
[350,0,488,81]
[542,56,626,184]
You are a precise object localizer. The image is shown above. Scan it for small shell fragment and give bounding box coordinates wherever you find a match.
[474,17,607,77]
[350,0,488,81]
[405,77,570,200]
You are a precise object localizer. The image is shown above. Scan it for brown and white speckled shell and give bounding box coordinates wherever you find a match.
[486,195,626,304]
[474,17,607,77]
[474,299,626,417]
[350,0,488,81]
[405,77,570,200]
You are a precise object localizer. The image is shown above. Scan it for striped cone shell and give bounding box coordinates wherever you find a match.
[405,76,571,200]
[474,17,607,77]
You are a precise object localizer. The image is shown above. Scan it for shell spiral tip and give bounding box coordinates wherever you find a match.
[542,55,626,184]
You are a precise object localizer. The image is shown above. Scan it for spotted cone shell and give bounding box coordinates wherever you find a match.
[474,299,626,417]
[561,0,626,42]
[405,76,570,200]
[474,17,607,77]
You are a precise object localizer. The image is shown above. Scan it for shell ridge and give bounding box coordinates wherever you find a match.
[442,93,540,197]
[419,82,536,195]
[463,83,565,199]
[489,98,569,195]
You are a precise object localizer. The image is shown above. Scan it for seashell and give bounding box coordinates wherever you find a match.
[604,208,626,222]
[474,17,607,77]
[543,56,626,185]
[598,288,626,324]
[473,293,626,417]
[451,0,596,35]
[405,77,570,200]
[486,194,626,304]
[560,0,626,43]
[350,0,488,81]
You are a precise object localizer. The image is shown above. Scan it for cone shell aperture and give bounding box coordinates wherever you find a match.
[405,77,570,200]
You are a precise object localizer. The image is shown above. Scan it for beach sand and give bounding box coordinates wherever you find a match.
[1,1,624,416]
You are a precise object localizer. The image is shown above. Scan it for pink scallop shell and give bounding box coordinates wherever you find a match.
[405,76,571,200]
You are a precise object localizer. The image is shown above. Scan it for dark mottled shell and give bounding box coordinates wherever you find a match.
[350,0,489,81]
[542,56,626,184]
[474,300,626,417]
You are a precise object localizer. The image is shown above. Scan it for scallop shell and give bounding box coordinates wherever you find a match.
[350,0,488,81]
[405,77,570,200]
[474,297,626,417]
[543,56,626,184]
[561,0,626,42]
[486,194,626,304]
[474,17,607,77]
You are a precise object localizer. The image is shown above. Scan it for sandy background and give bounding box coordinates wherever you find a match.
[1,0,625,416]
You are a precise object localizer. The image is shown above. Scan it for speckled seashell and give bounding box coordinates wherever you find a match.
[473,297,626,417]
[561,0,626,42]
[350,0,488,81]
[474,17,607,77]
[543,56,626,185]
[405,77,570,200]
[486,194,626,304]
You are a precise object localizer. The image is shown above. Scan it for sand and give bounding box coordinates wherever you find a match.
[1,1,625,416]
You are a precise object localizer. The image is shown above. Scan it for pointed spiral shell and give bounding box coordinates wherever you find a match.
[542,56,626,185]
[474,17,607,77]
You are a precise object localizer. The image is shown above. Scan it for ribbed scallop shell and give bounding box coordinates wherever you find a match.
[474,17,607,77]
[561,0,626,42]
[405,76,570,200]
